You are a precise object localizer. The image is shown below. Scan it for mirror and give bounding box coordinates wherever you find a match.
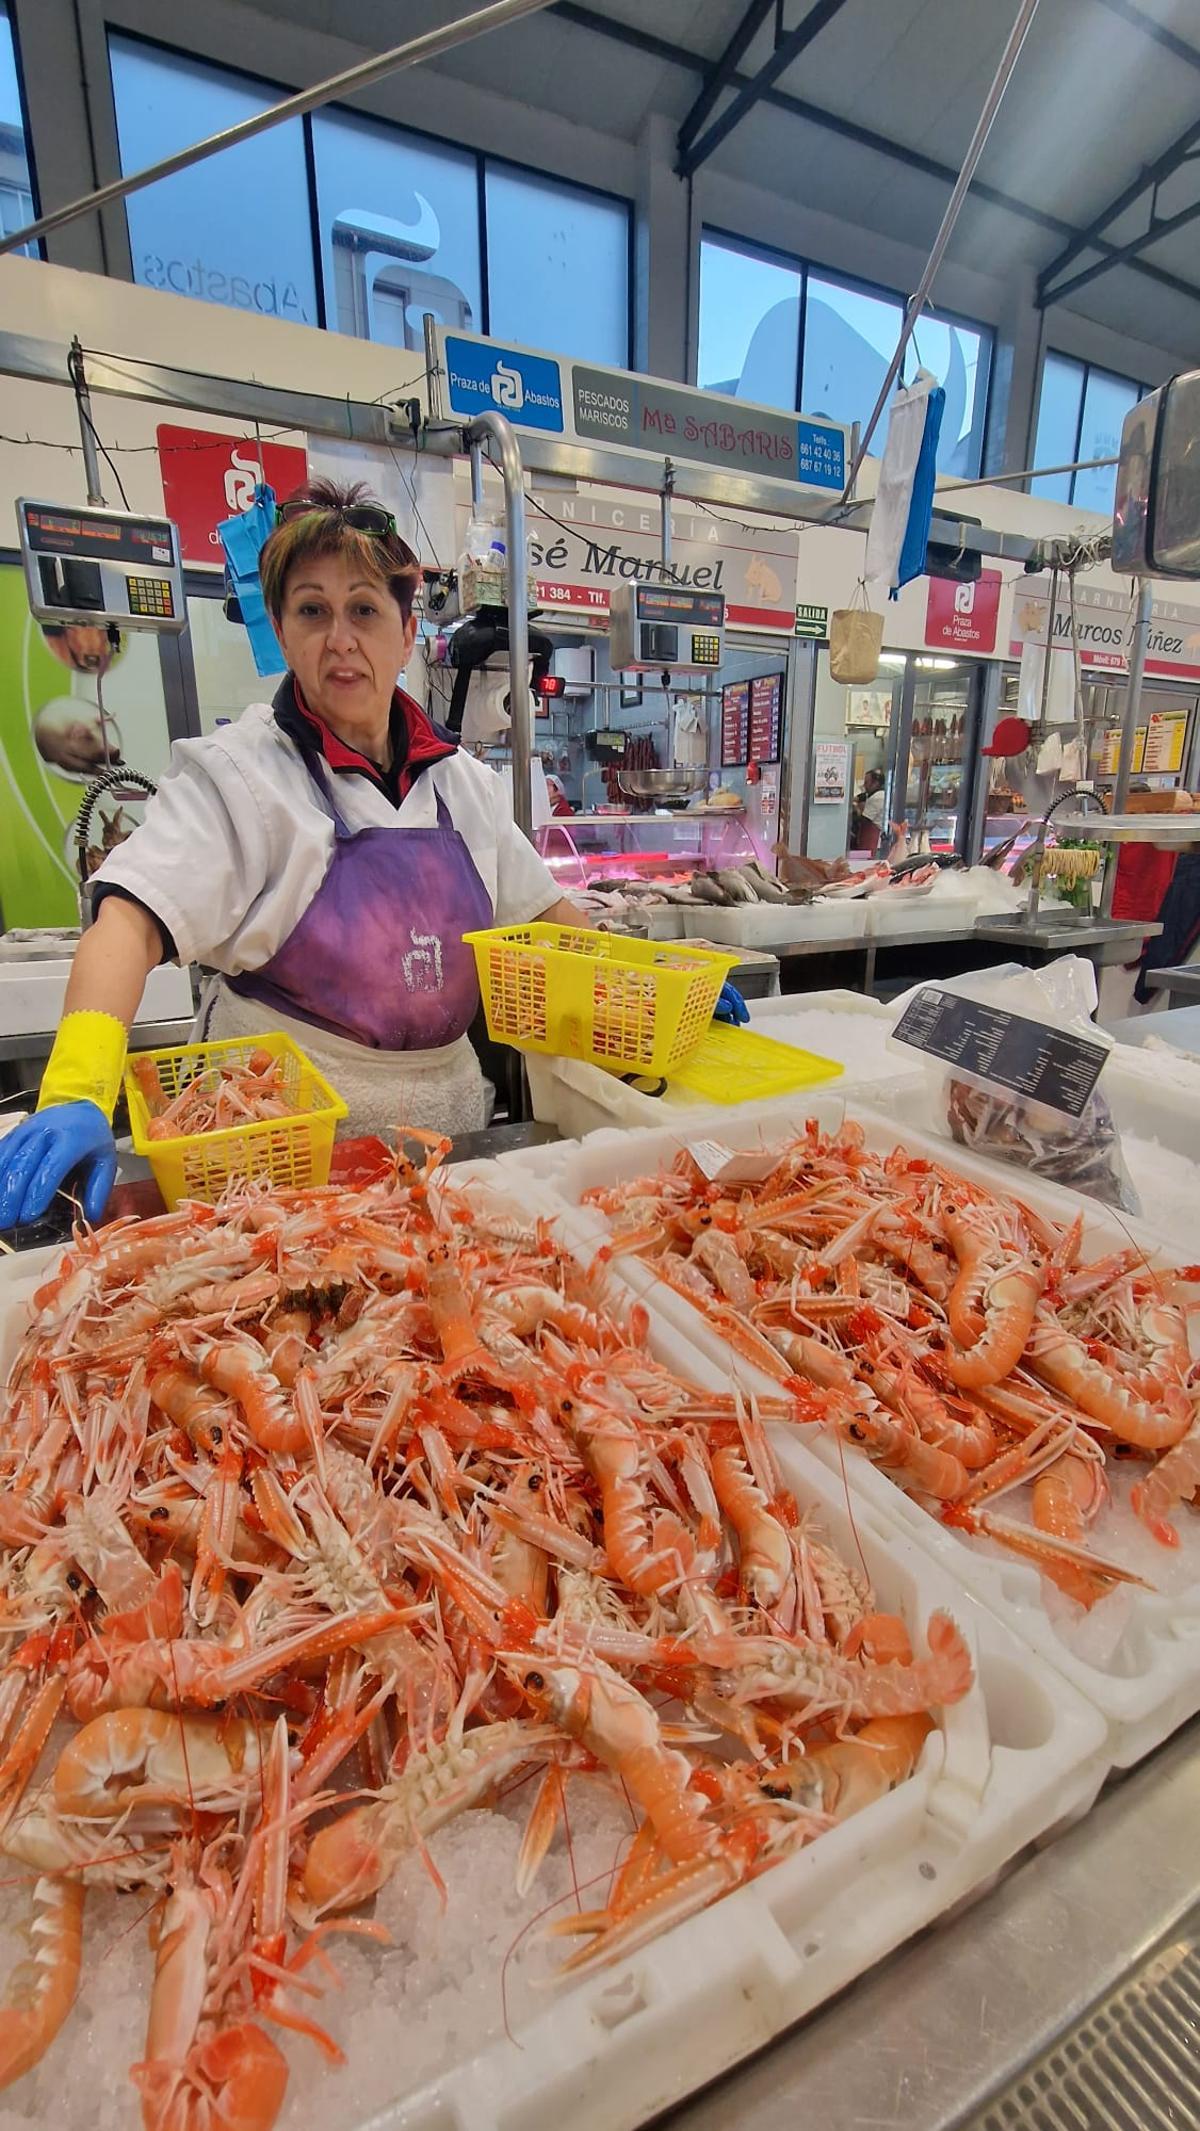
[1112,369,1200,578]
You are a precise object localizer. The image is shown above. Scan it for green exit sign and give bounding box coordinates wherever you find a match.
[795,602,828,639]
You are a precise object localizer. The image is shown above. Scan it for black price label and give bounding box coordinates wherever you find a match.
[892,988,1108,1118]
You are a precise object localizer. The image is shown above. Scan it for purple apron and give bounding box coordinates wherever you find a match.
[229,755,492,1050]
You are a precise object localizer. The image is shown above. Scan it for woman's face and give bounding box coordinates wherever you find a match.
[276,549,417,750]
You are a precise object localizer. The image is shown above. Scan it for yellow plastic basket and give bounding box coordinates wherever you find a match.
[124,1032,348,1209]
[464,923,737,1075]
[665,1023,844,1104]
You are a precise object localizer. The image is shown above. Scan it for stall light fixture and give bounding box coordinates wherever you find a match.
[878,653,908,669]
[916,657,958,670]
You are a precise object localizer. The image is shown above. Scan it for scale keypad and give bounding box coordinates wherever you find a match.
[689,633,722,665]
[126,576,175,619]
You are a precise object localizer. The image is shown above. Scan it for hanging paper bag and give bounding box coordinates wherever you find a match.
[829,582,883,683]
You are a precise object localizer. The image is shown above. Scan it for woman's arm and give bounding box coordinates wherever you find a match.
[535,895,587,925]
[63,896,164,1026]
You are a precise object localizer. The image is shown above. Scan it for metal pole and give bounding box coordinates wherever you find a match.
[69,339,104,507]
[0,0,557,257]
[660,458,674,573]
[1113,579,1153,814]
[839,0,1041,500]
[1098,579,1153,916]
[466,410,533,839]
[469,441,487,516]
[1037,562,1060,730]
[423,313,445,422]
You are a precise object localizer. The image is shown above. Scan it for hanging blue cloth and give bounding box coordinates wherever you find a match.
[217,480,284,676]
[891,384,945,600]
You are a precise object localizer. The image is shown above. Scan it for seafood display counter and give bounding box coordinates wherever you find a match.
[0,1080,1195,2131]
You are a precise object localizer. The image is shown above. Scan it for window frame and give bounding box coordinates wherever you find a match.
[107,27,326,328]
[0,0,42,255]
[104,26,635,367]
[698,224,996,477]
[1031,348,1148,507]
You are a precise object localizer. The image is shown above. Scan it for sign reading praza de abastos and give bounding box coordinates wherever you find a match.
[440,331,849,491]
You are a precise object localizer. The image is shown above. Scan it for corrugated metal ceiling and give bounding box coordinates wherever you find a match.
[240,0,1200,354]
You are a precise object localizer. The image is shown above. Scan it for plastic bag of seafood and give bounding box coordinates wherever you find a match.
[885,961,1140,1216]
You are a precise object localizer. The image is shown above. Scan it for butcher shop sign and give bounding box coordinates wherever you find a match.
[1012,577,1200,681]
[524,489,799,633]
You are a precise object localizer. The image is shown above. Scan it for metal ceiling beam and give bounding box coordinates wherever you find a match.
[1038,115,1200,307]
[676,0,776,162]
[678,0,852,176]
[1046,192,1200,308]
[550,2,1200,308]
[1090,0,1200,71]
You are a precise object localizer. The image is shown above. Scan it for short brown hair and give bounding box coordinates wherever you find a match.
[259,477,421,624]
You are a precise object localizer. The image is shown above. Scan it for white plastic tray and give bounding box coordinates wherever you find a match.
[523,991,901,1140]
[0,1214,1106,2131]
[505,1100,1200,1770]
[863,890,978,937]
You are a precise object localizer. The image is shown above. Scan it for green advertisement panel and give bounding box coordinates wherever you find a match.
[0,564,175,930]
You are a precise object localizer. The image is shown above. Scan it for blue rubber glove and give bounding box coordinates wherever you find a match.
[714,981,749,1026]
[0,1101,117,1230]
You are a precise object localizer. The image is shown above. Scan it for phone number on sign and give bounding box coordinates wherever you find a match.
[536,581,610,611]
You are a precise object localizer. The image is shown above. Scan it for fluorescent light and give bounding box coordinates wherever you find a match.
[878,653,907,669]
[916,657,957,670]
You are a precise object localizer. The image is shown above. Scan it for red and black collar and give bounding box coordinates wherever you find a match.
[272,674,456,807]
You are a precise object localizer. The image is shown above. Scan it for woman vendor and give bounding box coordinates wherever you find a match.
[0,480,579,1228]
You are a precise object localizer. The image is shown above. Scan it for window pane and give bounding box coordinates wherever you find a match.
[1030,352,1084,502]
[312,108,481,351]
[697,236,801,408]
[0,4,34,253]
[109,37,316,326]
[1073,366,1140,516]
[909,316,992,477]
[486,165,628,365]
[802,272,904,435]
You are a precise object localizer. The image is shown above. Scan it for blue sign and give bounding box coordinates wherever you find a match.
[796,420,845,491]
[444,337,565,432]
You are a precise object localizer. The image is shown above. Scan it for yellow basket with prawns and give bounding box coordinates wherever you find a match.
[124,1032,348,1209]
[464,923,737,1075]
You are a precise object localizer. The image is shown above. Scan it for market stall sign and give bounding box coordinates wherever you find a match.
[523,488,798,633]
[794,601,828,639]
[892,987,1107,1118]
[437,328,850,496]
[1012,578,1200,681]
[156,426,309,566]
[812,740,851,804]
[925,569,1002,653]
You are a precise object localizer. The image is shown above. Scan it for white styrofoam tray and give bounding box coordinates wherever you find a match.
[0,956,194,1039]
[502,1100,1200,1769]
[0,1221,1106,2131]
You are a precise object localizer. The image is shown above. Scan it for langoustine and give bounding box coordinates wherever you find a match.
[0,1128,973,2129]
[582,1122,1198,1597]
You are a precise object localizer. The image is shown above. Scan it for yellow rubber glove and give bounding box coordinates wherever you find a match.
[37,1010,129,1122]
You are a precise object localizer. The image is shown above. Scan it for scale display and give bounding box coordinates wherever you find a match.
[17,500,187,633]
[609,583,727,673]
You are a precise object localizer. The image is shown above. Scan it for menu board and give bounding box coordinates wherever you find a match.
[748,671,784,762]
[1143,707,1189,774]
[721,680,750,767]
[1099,725,1146,776]
[1099,708,1188,778]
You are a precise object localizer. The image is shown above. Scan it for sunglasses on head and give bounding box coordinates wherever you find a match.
[275,500,400,540]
